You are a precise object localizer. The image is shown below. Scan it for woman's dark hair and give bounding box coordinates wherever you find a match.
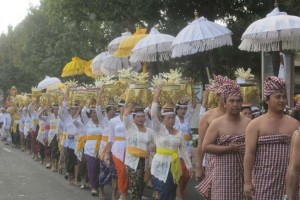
[241,106,252,112]
[106,105,115,113]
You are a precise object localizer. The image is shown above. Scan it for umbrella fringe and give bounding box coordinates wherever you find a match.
[239,38,300,52]
[130,52,172,62]
[171,34,232,58]
[242,28,300,40]
[130,43,172,62]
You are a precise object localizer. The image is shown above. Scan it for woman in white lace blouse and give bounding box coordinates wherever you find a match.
[151,88,193,200]
[123,103,154,200]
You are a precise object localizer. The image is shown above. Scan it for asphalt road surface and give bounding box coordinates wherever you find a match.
[0,142,204,200]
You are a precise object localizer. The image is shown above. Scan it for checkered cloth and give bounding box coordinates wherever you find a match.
[195,153,215,199]
[220,80,242,99]
[209,75,230,94]
[196,134,245,200]
[253,134,291,200]
[264,76,286,98]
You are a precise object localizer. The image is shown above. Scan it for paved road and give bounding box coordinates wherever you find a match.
[0,142,204,200]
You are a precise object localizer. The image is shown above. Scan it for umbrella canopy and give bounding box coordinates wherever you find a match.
[130,26,175,62]
[38,76,61,91]
[101,55,141,76]
[171,12,232,58]
[114,27,148,57]
[91,51,110,75]
[108,31,132,54]
[239,7,300,52]
[61,57,87,77]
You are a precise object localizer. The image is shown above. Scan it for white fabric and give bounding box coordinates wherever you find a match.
[108,32,132,53]
[91,51,110,75]
[37,76,61,91]
[130,27,175,62]
[239,7,300,52]
[101,55,141,76]
[172,16,232,58]
[199,106,207,118]
[47,112,61,144]
[37,119,45,143]
[108,115,126,162]
[278,52,287,80]
[174,104,194,157]
[23,112,32,137]
[3,113,12,129]
[150,102,192,183]
[83,120,102,158]
[124,115,154,171]
[28,104,39,132]
[58,101,83,149]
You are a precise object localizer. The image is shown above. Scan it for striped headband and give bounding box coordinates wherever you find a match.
[264,76,286,98]
[221,80,242,99]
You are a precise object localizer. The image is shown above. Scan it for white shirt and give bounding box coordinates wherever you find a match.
[124,115,154,171]
[150,102,192,183]
[81,106,103,158]
[108,115,126,162]
[58,101,83,149]
[4,113,12,129]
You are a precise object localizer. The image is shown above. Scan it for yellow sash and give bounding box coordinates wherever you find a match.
[114,136,126,141]
[32,120,39,127]
[76,135,87,152]
[183,134,191,141]
[86,135,102,155]
[127,146,148,158]
[50,125,57,130]
[58,132,68,152]
[156,148,181,184]
[102,136,108,142]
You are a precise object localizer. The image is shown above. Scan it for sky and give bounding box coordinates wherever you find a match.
[0,0,40,34]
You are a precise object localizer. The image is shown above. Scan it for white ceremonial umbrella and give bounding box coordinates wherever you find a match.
[101,55,141,76]
[91,51,110,75]
[239,3,300,106]
[107,31,132,54]
[130,26,175,62]
[38,76,61,91]
[171,11,232,58]
[239,7,300,52]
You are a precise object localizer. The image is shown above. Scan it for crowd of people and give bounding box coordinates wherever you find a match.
[1,75,300,200]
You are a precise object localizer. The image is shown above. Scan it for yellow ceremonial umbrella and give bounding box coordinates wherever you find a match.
[114,27,148,58]
[61,57,87,77]
[84,59,97,78]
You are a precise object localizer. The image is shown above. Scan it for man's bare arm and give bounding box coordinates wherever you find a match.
[243,120,259,197]
[286,130,300,199]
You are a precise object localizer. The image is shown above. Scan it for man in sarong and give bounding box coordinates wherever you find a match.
[285,126,300,200]
[195,75,228,198]
[244,76,299,200]
[201,80,250,200]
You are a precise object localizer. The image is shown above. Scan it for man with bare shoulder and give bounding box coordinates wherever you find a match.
[198,80,250,200]
[195,75,228,199]
[244,76,299,200]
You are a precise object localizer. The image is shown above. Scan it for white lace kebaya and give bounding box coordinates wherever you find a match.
[124,115,154,171]
[150,102,192,183]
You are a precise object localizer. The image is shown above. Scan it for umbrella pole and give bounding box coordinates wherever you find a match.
[261,51,265,106]
[143,62,147,74]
